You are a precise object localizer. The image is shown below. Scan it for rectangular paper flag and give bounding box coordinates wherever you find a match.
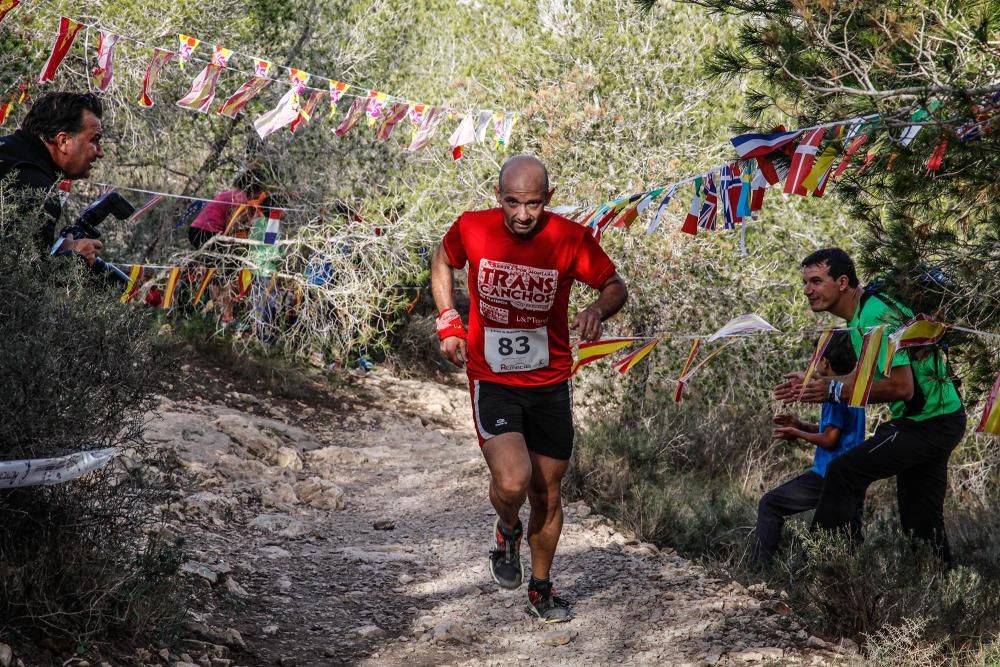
[90,31,122,92]
[328,80,347,116]
[263,209,281,244]
[731,129,802,159]
[784,128,826,196]
[848,325,886,407]
[334,95,369,137]
[800,329,834,398]
[977,373,1000,435]
[681,178,702,236]
[39,17,83,83]
[176,46,233,113]
[571,337,640,374]
[162,267,181,309]
[254,88,299,139]
[408,107,446,151]
[192,267,216,305]
[138,48,174,107]
[120,265,143,303]
[612,339,660,375]
[217,59,273,117]
[374,102,410,141]
[290,90,324,133]
[127,194,163,222]
[882,315,948,374]
[449,114,476,160]
[674,338,703,402]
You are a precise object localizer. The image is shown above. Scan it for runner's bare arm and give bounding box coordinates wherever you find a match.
[570,272,628,342]
[431,242,468,367]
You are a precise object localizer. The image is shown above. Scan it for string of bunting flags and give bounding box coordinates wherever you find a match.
[553,89,999,253]
[0,5,518,158]
[570,313,1000,436]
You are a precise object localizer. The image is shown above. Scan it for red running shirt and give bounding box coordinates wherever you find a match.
[442,208,616,388]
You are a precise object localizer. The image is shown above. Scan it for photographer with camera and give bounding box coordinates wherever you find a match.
[0,92,106,265]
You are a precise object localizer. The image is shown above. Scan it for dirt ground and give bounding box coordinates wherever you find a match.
[134,351,853,667]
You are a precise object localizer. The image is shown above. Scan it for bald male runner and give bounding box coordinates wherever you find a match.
[431,155,628,623]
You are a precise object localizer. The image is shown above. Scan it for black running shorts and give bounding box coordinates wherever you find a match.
[469,379,574,460]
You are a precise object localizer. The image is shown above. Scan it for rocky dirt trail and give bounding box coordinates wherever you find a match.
[145,362,855,667]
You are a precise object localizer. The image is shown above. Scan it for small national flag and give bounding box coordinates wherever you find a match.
[127,194,163,222]
[90,31,122,92]
[571,337,640,374]
[474,110,493,142]
[290,90,324,133]
[176,46,233,113]
[926,136,949,173]
[882,315,948,374]
[237,268,254,299]
[749,165,769,215]
[784,128,826,196]
[977,372,1000,435]
[698,172,719,230]
[448,114,476,160]
[707,313,779,342]
[120,265,143,303]
[800,329,834,398]
[217,59,273,117]
[374,102,410,141]
[848,325,886,407]
[731,128,803,159]
[801,145,838,194]
[39,17,83,83]
[646,185,676,235]
[263,209,282,244]
[138,48,174,107]
[674,338,703,402]
[681,177,702,236]
[0,0,21,26]
[162,267,182,309]
[334,95,369,137]
[832,132,869,179]
[736,160,754,218]
[192,267,216,305]
[612,339,660,375]
[721,162,743,230]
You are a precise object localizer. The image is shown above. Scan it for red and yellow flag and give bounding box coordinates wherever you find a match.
[176,34,200,68]
[237,268,253,298]
[0,0,21,27]
[138,48,174,108]
[328,80,348,116]
[674,338,703,402]
[39,17,83,83]
[161,267,182,309]
[571,337,639,375]
[290,90,325,133]
[848,325,886,407]
[217,61,272,118]
[192,267,216,305]
[800,329,835,398]
[90,31,122,92]
[612,339,660,375]
[883,315,948,374]
[977,373,1000,435]
[120,265,143,303]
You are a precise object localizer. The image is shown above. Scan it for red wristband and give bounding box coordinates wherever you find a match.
[436,308,467,341]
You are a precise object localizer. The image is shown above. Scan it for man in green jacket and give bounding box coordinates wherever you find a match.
[774,248,966,562]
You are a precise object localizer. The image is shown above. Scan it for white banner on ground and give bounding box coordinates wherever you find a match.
[0,447,120,489]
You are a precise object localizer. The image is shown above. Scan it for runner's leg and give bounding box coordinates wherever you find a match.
[482,433,532,531]
[526,451,570,581]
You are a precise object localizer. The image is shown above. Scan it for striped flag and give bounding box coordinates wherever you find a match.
[255,88,300,139]
[217,59,273,117]
[698,172,718,230]
[161,268,182,309]
[90,31,121,92]
[138,48,174,108]
[263,209,282,245]
[290,90,325,133]
[126,194,163,222]
[192,267,216,305]
[681,178,703,236]
[571,337,640,374]
[721,162,743,230]
[39,17,83,83]
[674,338,703,402]
[832,132,869,179]
[800,329,835,398]
[334,95,369,137]
[731,129,802,159]
[612,339,660,375]
[784,128,826,196]
[374,102,410,141]
[801,145,838,195]
[176,46,233,113]
[646,185,675,235]
[848,325,886,407]
[120,265,143,304]
[883,315,948,374]
[977,373,1000,435]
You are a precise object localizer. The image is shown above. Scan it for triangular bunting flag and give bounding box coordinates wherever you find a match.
[612,339,660,375]
[176,34,200,68]
[571,337,641,374]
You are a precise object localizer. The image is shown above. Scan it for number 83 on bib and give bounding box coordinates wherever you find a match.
[484,326,550,373]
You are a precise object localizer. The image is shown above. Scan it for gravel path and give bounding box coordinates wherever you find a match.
[147,366,848,667]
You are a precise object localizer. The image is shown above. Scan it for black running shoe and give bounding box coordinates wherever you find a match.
[489,518,523,589]
[526,580,572,623]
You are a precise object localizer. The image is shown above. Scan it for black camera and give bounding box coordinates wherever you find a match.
[56,192,135,283]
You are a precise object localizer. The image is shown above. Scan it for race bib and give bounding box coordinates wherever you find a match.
[484,326,549,373]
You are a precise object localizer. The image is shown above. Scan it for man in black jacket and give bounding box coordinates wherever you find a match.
[0,91,104,264]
